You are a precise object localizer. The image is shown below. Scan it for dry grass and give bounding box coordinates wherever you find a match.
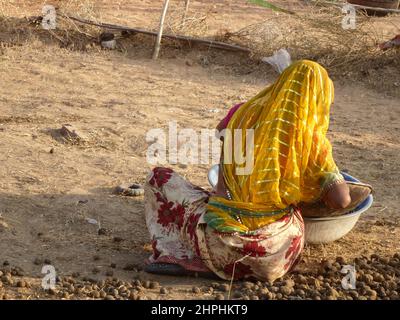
[0,1,398,92]
[163,2,210,37]
[224,6,399,73]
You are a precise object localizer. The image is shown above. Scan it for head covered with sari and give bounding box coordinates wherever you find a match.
[206,60,343,233]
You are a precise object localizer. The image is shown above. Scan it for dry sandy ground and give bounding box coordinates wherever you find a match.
[0,0,399,299]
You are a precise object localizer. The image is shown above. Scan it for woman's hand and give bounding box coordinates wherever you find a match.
[322,182,351,209]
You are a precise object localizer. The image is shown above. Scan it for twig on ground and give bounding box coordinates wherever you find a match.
[55,13,250,53]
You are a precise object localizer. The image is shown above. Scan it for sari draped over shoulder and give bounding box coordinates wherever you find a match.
[206,60,344,233]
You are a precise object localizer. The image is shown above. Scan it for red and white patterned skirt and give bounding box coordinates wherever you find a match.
[144,167,304,281]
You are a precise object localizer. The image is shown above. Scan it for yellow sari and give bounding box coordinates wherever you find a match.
[206,60,343,233]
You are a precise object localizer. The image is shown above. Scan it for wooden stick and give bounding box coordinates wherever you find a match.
[153,0,170,60]
[182,0,191,23]
[308,0,400,13]
[58,14,251,53]
[346,2,400,13]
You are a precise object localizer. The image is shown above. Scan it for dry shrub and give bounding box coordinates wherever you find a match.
[0,1,398,95]
[0,0,103,51]
[163,2,209,38]
[225,6,398,74]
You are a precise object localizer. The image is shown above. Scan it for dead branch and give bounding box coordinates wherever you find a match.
[56,13,250,53]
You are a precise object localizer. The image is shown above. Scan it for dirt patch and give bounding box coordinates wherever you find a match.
[0,0,399,300]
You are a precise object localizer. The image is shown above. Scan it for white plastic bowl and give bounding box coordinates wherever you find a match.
[207,165,373,243]
[208,164,219,188]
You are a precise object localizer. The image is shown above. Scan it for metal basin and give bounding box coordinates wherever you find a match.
[207,165,373,243]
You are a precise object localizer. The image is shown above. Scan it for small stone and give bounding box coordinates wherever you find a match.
[111,288,119,297]
[386,280,397,291]
[105,270,114,277]
[98,228,109,235]
[218,284,230,292]
[366,289,377,300]
[119,285,128,293]
[60,124,87,141]
[280,285,293,296]
[215,294,225,300]
[363,274,374,284]
[192,286,201,294]
[265,292,275,300]
[389,292,399,300]
[133,279,141,287]
[270,286,279,293]
[123,264,136,271]
[105,295,115,300]
[370,254,380,261]
[296,289,306,297]
[297,275,308,284]
[149,281,159,289]
[92,267,100,274]
[113,237,124,243]
[336,256,346,265]
[379,257,389,264]
[232,290,242,299]
[327,288,339,298]
[373,273,385,282]
[160,287,168,294]
[128,291,137,300]
[242,281,254,290]
[1,275,12,285]
[284,279,295,288]
[47,288,57,295]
